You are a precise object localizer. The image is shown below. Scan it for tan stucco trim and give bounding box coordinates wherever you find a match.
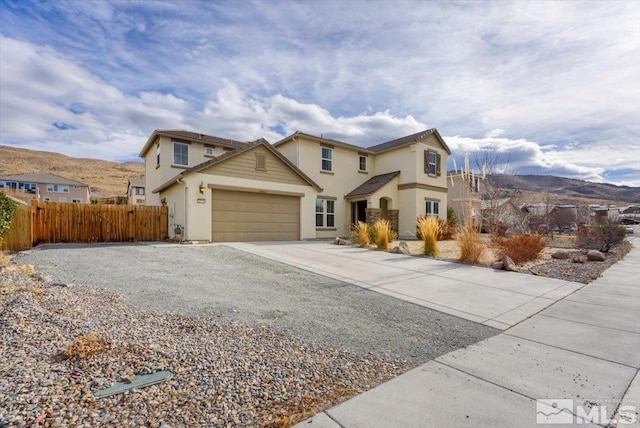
[317,195,338,200]
[398,182,448,192]
[207,184,304,198]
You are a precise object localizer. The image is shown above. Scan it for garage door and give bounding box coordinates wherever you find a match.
[211,190,300,242]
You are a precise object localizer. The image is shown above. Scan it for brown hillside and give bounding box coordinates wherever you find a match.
[0,145,144,196]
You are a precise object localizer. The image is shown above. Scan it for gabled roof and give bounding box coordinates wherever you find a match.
[138,129,249,157]
[345,171,401,199]
[0,172,88,187]
[153,139,322,194]
[127,178,145,188]
[367,129,452,155]
[273,131,373,153]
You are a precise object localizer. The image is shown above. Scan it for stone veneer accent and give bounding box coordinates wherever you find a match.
[365,208,381,225]
[387,209,399,233]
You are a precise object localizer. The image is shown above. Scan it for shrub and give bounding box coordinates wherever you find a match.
[417,216,443,256]
[352,221,371,248]
[447,206,458,226]
[457,224,485,264]
[493,234,546,264]
[372,219,392,251]
[0,192,17,246]
[63,333,110,360]
[577,222,625,252]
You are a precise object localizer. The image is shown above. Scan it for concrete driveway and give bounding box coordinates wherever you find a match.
[228,241,585,330]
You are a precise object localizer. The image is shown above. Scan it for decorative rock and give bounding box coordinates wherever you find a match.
[551,251,570,259]
[334,237,350,245]
[587,250,606,261]
[502,255,519,272]
[391,241,411,255]
[490,261,505,270]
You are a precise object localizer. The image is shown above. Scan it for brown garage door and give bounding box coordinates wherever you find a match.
[211,189,300,242]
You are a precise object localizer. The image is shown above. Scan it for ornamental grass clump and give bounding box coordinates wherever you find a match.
[372,219,392,251]
[457,224,485,264]
[417,216,443,256]
[352,221,371,248]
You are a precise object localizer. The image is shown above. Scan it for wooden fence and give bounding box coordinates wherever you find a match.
[2,201,168,251]
[1,203,32,252]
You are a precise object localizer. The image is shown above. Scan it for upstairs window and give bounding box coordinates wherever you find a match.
[424,150,441,176]
[470,178,479,193]
[315,198,335,228]
[46,184,69,193]
[321,147,333,172]
[173,142,189,166]
[359,155,367,172]
[136,187,145,195]
[156,143,160,166]
[205,147,214,156]
[426,200,440,216]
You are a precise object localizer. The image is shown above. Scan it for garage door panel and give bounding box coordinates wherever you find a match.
[211,190,300,242]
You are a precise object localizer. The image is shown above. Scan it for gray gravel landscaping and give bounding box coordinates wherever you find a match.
[15,243,498,363]
[2,243,498,426]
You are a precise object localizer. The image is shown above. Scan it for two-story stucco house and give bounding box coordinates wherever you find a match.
[0,172,90,203]
[447,172,484,226]
[140,128,450,242]
[127,178,146,205]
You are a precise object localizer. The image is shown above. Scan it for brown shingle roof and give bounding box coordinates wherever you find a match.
[127,178,145,188]
[138,129,250,157]
[273,131,373,153]
[345,171,401,199]
[367,129,451,154]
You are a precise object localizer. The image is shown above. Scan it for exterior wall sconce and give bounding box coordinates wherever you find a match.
[199,182,206,194]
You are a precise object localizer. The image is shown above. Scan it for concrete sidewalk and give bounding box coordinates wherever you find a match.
[228,241,584,330]
[291,237,639,427]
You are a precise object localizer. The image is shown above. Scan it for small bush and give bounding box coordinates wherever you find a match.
[63,333,110,360]
[0,192,17,246]
[352,221,371,248]
[494,234,546,264]
[577,223,625,252]
[447,206,458,226]
[417,216,443,256]
[372,219,392,251]
[458,224,485,264]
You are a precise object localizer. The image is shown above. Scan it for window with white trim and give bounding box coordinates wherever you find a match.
[424,150,441,176]
[173,142,189,166]
[74,185,81,189]
[46,184,69,193]
[425,200,440,216]
[321,147,332,171]
[59,197,67,202]
[470,177,479,193]
[72,199,81,203]
[316,199,335,227]
[205,147,214,156]
[136,187,145,195]
[44,197,50,202]
[359,155,367,172]
[156,143,160,166]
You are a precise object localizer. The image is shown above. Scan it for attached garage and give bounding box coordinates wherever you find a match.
[211,189,300,242]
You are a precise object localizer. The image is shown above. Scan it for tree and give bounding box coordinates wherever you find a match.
[0,192,17,246]
[473,151,515,234]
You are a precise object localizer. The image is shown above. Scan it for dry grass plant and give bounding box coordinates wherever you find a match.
[63,333,110,360]
[417,216,443,256]
[352,221,371,248]
[372,219,392,251]
[457,224,485,264]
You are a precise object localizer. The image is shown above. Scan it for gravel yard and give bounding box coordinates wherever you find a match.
[2,244,498,427]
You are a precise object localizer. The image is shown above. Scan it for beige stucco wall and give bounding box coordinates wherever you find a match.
[38,185,90,203]
[447,175,483,226]
[143,136,233,206]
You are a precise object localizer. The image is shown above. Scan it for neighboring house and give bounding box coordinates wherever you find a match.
[0,172,90,203]
[481,198,526,233]
[447,172,483,226]
[127,178,146,205]
[274,129,450,239]
[140,128,450,242]
[590,205,620,225]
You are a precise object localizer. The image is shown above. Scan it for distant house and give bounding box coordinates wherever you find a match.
[590,205,620,225]
[127,178,145,205]
[447,172,483,226]
[0,172,90,203]
[481,198,526,233]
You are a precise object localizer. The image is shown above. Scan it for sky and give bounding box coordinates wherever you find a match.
[0,0,639,186]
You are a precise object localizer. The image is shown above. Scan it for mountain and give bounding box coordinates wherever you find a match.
[0,145,144,196]
[489,174,640,204]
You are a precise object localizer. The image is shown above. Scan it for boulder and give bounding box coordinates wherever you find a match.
[502,255,519,272]
[334,237,350,246]
[551,251,570,259]
[491,261,505,270]
[391,241,411,255]
[587,250,606,261]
